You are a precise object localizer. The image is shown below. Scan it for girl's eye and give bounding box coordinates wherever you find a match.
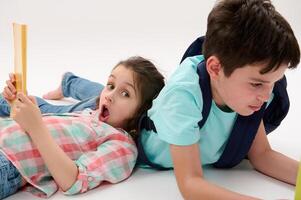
[107,84,114,90]
[251,83,262,88]
[121,91,130,97]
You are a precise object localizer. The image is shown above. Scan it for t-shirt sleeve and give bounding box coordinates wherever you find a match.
[151,85,203,146]
[62,132,137,195]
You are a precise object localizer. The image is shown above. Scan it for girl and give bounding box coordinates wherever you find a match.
[0,56,165,199]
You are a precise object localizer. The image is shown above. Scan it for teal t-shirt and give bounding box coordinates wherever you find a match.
[140,55,273,168]
[140,55,236,168]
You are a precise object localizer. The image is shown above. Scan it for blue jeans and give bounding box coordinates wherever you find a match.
[0,72,104,116]
[0,152,22,199]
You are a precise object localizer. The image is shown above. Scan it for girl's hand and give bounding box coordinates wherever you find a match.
[2,73,17,104]
[12,92,43,134]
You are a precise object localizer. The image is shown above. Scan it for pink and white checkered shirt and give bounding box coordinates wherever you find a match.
[0,109,137,198]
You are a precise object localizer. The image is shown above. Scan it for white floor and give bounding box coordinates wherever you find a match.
[4,161,298,200]
[0,0,301,199]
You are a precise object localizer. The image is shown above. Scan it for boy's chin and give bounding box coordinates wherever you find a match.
[237,109,256,116]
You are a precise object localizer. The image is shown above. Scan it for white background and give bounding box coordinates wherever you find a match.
[0,0,300,199]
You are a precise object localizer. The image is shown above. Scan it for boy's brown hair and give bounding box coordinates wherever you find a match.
[203,0,300,76]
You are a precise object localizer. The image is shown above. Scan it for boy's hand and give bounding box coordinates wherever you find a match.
[12,92,43,135]
[2,73,17,104]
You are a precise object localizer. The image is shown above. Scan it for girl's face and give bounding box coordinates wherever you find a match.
[98,64,140,129]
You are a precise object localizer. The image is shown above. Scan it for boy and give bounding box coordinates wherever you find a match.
[138,0,300,199]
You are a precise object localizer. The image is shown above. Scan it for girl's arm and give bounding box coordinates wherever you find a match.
[248,120,298,185]
[13,92,137,195]
[12,92,78,191]
[170,143,259,200]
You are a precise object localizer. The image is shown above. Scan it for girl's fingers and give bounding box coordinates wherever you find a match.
[2,91,9,99]
[28,96,37,105]
[16,92,31,104]
[9,73,16,82]
[14,97,23,107]
[5,80,16,94]
[4,86,15,99]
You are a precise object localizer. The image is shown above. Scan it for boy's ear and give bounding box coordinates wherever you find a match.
[206,56,222,80]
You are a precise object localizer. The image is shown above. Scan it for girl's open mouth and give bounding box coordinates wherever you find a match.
[99,105,110,122]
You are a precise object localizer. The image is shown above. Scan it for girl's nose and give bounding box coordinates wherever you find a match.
[105,93,114,103]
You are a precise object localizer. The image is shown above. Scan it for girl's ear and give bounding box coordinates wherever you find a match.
[206,56,222,80]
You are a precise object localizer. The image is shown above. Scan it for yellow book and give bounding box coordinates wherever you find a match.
[296,160,301,200]
[10,23,27,117]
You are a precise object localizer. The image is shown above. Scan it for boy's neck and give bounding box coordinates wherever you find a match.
[210,81,233,113]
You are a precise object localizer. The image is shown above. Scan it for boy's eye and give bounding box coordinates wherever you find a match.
[107,84,114,90]
[121,91,130,97]
[250,83,262,88]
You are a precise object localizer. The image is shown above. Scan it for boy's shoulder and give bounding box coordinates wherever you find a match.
[168,55,204,85]
[177,55,204,73]
[157,55,205,99]
[181,55,205,67]
[150,55,205,111]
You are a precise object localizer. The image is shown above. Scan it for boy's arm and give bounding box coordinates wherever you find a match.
[248,120,298,185]
[170,144,259,200]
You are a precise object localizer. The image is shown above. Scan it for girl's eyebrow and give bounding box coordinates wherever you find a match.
[109,74,137,95]
[109,74,115,79]
[125,82,137,94]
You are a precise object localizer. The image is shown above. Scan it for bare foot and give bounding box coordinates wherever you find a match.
[42,85,63,100]
[42,73,65,100]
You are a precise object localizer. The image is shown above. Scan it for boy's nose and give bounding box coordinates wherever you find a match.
[257,88,272,102]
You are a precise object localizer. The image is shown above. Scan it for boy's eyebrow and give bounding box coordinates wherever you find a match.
[249,77,271,84]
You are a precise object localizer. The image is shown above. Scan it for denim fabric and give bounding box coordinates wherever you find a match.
[0,72,103,116]
[0,152,22,199]
[62,72,103,101]
[36,96,99,113]
[0,95,10,117]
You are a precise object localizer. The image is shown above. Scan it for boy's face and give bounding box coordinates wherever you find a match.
[210,60,287,116]
[97,64,140,129]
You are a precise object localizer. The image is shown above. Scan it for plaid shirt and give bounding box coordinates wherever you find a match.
[0,109,137,198]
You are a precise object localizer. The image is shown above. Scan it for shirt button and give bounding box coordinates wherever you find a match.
[88,177,94,182]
